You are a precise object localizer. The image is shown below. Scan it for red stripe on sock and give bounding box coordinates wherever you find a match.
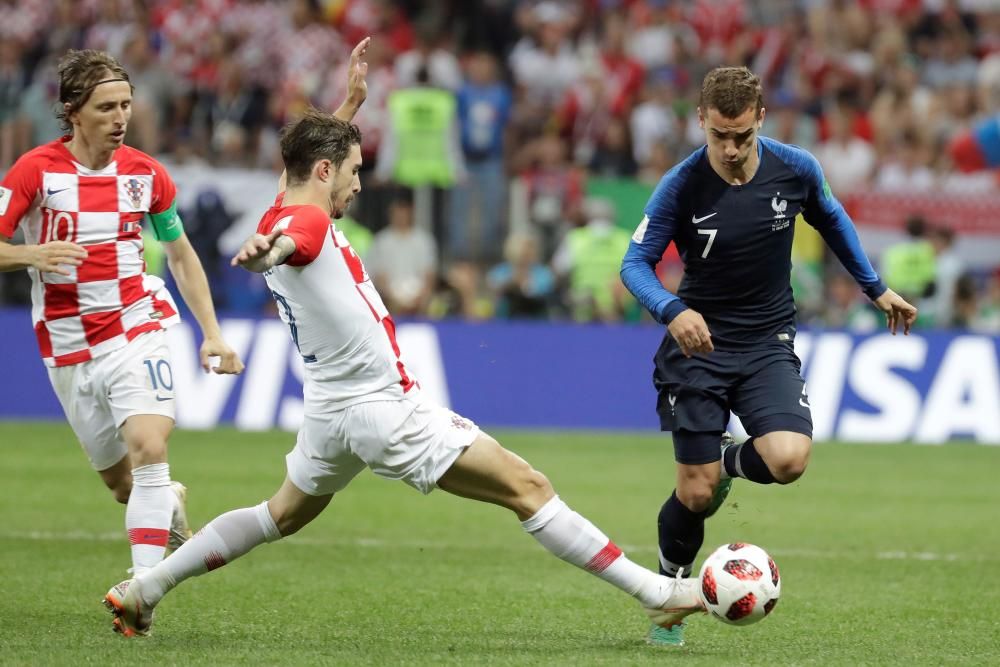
[204,550,227,572]
[585,540,623,573]
[128,528,169,547]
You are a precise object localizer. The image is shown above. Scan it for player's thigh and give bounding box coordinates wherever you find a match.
[654,346,733,464]
[731,344,813,440]
[285,411,367,497]
[47,362,126,472]
[335,395,480,495]
[104,332,177,436]
[436,432,553,519]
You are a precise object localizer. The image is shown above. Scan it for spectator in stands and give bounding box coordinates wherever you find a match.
[951,274,980,329]
[366,189,439,317]
[508,1,581,109]
[429,261,493,320]
[813,103,876,194]
[121,31,183,156]
[588,117,638,178]
[16,57,62,150]
[395,19,462,91]
[487,232,555,320]
[927,226,964,328]
[448,49,511,263]
[874,130,935,192]
[972,271,1000,333]
[823,272,880,332]
[520,133,584,260]
[630,75,681,168]
[881,215,937,305]
[552,197,633,323]
[0,38,25,170]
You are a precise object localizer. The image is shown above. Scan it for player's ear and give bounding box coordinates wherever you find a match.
[758,107,766,128]
[697,106,705,129]
[315,159,332,182]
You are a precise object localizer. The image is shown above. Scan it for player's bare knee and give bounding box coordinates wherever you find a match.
[677,485,714,513]
[127,438,168,467]
[772,456,808,484]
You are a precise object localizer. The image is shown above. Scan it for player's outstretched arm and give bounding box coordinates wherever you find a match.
[231,228,296,273]
[0,235,87,275]
[334,36,370,122]
[872,288,918,335]
[276,37,370,195]
[163,233,245,374]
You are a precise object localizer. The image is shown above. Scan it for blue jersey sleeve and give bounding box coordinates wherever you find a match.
[620,154,700,323]
[767,139,887,301]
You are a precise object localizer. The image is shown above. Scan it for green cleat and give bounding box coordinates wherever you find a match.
[647,622,685,647]
[706,432,736,518]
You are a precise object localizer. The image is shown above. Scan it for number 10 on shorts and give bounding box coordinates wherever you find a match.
[144,359,173,391]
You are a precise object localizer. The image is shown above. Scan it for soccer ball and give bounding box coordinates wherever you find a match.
[698,542,781,626]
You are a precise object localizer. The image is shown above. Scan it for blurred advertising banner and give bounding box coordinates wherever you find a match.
[1,309,998,444]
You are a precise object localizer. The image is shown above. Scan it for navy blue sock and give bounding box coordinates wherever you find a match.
[723,438,776,484]
[657,491,707,578]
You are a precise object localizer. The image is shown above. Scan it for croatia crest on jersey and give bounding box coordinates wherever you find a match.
[125,178,144,209]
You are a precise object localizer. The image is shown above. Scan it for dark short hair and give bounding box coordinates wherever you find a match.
[905,214,928,238]
[700,66,763,118]
[279,108,362,186]
[57,50,132,131]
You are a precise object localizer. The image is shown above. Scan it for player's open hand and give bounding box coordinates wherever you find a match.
[345,36,370,107]
[231,228,283,267]
[31,241,88,276]
[873,288,918,335]
[667,309,714,357]
[200,336,244,375]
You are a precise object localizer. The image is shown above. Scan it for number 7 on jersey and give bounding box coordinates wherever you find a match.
[697,228,718,258]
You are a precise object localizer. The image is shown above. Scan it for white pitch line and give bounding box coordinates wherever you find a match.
[1,530,991,562]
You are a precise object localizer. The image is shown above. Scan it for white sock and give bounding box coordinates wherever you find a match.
[138,501,281,607]
[126,463,173,574]
[521,496,671,608]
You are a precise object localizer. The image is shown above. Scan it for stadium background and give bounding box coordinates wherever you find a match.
[1,0,998,441]
[2,3,1000,664]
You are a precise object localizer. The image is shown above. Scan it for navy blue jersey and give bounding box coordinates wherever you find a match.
[621,136,886,348]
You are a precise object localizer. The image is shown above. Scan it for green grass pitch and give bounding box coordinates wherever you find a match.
[1,422,998,666]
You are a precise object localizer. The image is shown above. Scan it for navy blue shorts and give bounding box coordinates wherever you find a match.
[653,338,813,465]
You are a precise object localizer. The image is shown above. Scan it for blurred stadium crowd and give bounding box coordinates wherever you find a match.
[1,0,999,331]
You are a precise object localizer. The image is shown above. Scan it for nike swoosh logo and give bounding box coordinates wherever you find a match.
[691,212,718,224]
[47,187,69,196]
[155,395,173,402]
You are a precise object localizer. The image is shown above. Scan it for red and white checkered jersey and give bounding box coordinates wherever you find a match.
[258,201,416,409]
[0,138,180,367]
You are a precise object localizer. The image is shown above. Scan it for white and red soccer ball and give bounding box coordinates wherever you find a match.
[698,542,781,626]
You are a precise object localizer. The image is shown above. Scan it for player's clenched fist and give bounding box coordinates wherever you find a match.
[31,241,88,276]
[667,309,715,357]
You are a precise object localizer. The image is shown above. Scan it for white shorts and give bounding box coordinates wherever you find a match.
[286,392,480,496]
[47,331,175,471]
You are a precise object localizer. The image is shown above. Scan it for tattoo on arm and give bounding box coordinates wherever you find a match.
[243,235,297,273]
